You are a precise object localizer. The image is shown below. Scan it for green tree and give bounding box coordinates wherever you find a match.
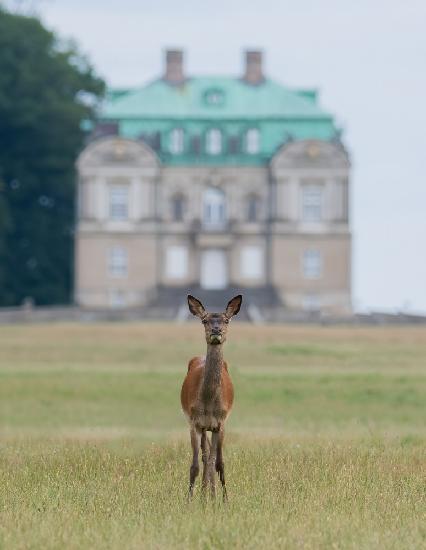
[0,7,104,305]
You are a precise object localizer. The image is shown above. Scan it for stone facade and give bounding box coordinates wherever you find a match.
[75,51,351,314]
[76,137,351,313]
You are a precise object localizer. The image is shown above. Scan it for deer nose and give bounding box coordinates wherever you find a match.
[211,328,221,335]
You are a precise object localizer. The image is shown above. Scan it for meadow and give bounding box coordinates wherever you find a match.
[0,322,425,549]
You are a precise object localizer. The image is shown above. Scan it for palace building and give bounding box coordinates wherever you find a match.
[76,50,351,314]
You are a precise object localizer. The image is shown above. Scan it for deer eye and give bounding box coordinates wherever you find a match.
[224,319,229,324]
[202,319,207,325]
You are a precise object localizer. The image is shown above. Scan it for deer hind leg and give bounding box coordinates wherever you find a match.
[215,427,228,502]
[188,426,201,499]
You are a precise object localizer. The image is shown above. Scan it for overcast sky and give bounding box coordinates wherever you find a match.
[29,0,426,312]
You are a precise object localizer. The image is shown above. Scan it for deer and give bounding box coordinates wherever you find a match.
[181,294,242,501]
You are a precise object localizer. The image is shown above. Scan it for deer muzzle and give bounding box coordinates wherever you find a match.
[209,334,222,344]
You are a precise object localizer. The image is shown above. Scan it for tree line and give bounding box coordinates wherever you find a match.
[0,6,104,306]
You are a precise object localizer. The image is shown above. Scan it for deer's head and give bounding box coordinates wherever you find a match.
[187,295,242,345]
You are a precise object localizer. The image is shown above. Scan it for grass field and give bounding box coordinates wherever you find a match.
[0,322,425,549]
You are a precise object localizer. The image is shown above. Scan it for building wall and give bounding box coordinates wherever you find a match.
[76,232,157,308]
[271,234,351,313]
[75,136,352,313]
[269,140,351,312]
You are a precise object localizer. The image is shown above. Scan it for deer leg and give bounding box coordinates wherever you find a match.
[188,426,201,499]
[201,430,211,493]
[215,427,228,502]
[200,429,210,491]
[207,431,219,498]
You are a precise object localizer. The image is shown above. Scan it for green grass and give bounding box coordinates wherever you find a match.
[0,323,425,548]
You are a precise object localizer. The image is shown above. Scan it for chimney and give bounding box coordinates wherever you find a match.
[243,50,264,85]
[164,49,185,85]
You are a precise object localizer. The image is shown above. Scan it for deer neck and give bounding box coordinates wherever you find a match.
[201,343,224,402]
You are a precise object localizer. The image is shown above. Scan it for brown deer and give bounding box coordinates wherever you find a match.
[181,294,242,500]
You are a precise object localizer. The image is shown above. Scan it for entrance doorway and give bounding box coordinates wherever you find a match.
[200,249,228,289]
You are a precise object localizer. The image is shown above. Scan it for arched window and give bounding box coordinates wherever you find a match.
[171,194,185,221]
[247,195,261,222]
[206,128,222,155]
[169,128,184,155]
[245,128,260,155]
[203,187,226,228]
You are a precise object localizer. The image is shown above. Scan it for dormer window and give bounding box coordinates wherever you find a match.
[204,89,225,106]
[245,128,260,155]
[206,128,222,155]
[169,128,184,155]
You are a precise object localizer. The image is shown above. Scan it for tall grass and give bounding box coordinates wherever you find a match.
[0,323,425,548]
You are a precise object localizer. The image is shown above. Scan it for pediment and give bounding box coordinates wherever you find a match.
[271,140,350,171]
[77,137,159,169]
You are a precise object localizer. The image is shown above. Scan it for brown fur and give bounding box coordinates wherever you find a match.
[181,294,242,500]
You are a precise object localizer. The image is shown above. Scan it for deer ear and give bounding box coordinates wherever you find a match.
[187,295,206,318]
[225,295,242,318]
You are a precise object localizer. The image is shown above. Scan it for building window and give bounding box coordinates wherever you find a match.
[108,247,128,278]
[171,194,185,221]
[165,246,188,279]
[247,195,260,222]
[190,135,202,154]
[302,294,321,312]
[303,250,322,279]
[109,186,129,220]
[245,128,260,154]
[203,187,226,228]
[169,128,184,154]
[240,246,264,280]
[206,128,222,155]
[228,135,240,154]
[302,185,323,222]
[204,89,225,106]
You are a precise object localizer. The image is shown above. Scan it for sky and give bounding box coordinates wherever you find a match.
[20,0,426,312]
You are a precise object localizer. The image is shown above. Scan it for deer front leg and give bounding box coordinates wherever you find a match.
[216,427,228,502]
[188,426,201,499]
[207,431,219,498]
[200,429,210,491]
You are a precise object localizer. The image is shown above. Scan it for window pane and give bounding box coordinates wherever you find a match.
[303,250,322,279]
[170,128,184,154]
[206,129,222,155]
[246,128,260,154]
[109,186,129,220]
[241,246,264,279]
[165,246,188,279]
[108,247,128,277]
[203,187,226,227]
[302,185,323,222]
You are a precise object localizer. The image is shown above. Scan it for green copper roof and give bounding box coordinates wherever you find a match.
[103,77,331,120]
[99,76,339,166]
